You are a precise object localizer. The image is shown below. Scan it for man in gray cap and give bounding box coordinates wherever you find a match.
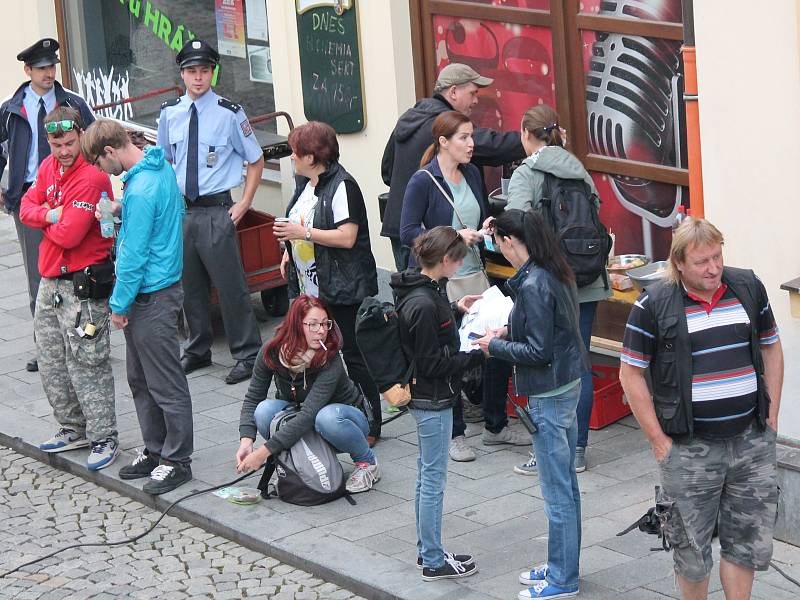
[158,39,264,385]
[0,38,95,372]
[381,63,524,272]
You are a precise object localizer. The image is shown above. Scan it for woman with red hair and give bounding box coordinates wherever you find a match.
[235,294,379,493]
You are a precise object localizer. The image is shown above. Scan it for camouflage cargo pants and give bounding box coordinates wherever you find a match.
[657,421,778,582]
[34,276,117,443]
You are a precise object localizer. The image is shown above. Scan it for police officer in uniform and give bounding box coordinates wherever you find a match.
[0,38,95,372]
[158,39,264,384]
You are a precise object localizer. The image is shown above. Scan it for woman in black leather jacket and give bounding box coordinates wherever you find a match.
[391,226,483,581]
[475,209,589,599]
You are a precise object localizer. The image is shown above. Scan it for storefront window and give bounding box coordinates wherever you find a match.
[62,0,275,132]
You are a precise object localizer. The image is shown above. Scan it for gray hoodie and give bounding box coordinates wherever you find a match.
[506,145,611,303]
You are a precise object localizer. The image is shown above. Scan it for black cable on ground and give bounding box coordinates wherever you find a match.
[769,560,800,588]
[0,469,258,579]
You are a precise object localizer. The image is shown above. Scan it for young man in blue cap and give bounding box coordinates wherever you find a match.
[158,39,264,385]
[0,38,95,372]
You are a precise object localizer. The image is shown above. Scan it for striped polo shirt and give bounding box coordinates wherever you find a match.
[622,281,779,438]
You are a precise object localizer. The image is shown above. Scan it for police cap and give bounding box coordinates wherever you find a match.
[176,39,220,69]
[17,38,60,68]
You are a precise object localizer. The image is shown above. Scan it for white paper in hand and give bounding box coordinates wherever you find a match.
[459,285,513,351]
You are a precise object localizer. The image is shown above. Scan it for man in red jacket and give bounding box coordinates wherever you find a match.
[20,106,118,471]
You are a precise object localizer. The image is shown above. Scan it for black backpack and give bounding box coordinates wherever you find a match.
[539,173,611,288]
[355,296,416,407]
[256,408,349,506]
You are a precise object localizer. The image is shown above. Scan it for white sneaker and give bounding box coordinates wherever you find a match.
[87,437,119,471]
[346,461,380,493]
[449,435,476,462]
[483,427,530,446]
[39,427,90,453]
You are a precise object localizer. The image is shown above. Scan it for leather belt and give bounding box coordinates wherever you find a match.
[185,191,232,208]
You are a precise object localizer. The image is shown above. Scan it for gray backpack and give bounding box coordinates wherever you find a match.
[256,408,348,505]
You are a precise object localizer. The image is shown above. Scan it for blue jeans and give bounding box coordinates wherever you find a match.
[410,406,452,569]
[254,399,375,464]
[576,302,597,447]
[529,384,582,591]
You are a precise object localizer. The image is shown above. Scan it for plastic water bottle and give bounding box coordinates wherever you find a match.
[672,205,687,233]
[98,192,115,238]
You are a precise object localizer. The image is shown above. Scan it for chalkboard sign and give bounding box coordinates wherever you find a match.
[296,0,365,134]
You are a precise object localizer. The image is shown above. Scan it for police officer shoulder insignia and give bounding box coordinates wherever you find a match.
[218,98,241,113]
[161,97,181,111]
[240,119,253,137]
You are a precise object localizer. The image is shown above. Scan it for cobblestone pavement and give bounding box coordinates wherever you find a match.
[0,446,365,600]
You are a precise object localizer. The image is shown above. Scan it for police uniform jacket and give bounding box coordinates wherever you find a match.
[0,81,95,212]
[157,90,262,197]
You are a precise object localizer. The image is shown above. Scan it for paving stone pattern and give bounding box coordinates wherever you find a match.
[0,446,365,600]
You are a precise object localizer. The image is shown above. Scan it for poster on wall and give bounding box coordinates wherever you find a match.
[245,0,269,41]
[248,45,272,82]
[216,0,247,58]
[431,0,686,259]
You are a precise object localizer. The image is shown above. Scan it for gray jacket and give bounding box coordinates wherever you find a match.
[239,345,363,454]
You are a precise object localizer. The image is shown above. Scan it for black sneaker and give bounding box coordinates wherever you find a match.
[417,551,474,569]
[119,450,160,480]
[142,462,192,495]
[422,556,478,581]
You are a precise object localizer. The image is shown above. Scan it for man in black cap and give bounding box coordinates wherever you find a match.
[0,38,95,372]
[157,39,264,385]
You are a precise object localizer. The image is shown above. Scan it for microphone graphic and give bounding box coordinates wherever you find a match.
[585,0,685,249]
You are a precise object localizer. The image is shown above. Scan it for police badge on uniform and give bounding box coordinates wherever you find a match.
[240,119,253,137]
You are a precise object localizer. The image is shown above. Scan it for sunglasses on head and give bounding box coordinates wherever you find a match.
[44,120,77,134]
[445,228,463,253]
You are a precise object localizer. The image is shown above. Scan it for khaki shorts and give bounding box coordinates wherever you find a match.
[657,421,778,582]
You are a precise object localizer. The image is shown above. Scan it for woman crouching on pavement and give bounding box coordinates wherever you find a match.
[475,210,589,599]
[392,226,484,581]
[235,294,379,493]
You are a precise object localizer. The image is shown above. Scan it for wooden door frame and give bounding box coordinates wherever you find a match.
[407,0,689,187]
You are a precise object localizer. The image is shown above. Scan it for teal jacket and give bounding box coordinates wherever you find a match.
[110,146,184,314]
[506,145,611,304]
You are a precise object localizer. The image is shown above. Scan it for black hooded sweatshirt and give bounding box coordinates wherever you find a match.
[380,94,525,240]
[391,269,483,410]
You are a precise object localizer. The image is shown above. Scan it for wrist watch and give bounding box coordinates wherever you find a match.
[305,228,312,241]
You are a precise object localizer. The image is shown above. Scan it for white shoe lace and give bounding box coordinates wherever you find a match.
[132,450,148,465]
[523,452,537,468]
[348,463,375,485]
[531,580,548,593]
[150,465,174,481]
[444,554,466,574]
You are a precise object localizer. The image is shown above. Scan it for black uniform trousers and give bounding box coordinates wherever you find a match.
[182,203,262,362]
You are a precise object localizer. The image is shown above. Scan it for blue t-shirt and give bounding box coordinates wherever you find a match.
[446,175,481,277]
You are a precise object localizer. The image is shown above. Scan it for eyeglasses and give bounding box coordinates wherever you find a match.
[44,120,77,134]
[90,152,105,168]
[302,320,333,332]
